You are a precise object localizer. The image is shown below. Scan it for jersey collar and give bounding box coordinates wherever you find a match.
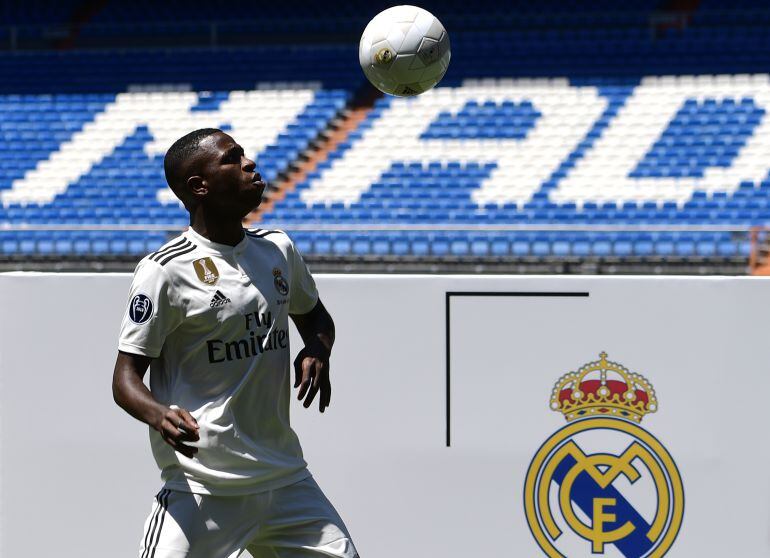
[185,227,249,255]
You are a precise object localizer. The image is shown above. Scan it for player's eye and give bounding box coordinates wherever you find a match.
[223,148,244,164]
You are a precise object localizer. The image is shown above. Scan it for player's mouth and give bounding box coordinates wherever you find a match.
[251,174,266,187]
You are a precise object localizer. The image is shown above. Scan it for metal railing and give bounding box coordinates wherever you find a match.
[0,223,754,275]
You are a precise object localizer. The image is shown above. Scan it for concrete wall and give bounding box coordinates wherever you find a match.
[0,273,768,557]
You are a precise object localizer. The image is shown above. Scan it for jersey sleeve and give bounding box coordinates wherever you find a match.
[288,239,319,315]
[118,259,184,358]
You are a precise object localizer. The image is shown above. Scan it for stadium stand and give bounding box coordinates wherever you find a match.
[0,2,81,26]
[0,87,349,260]
[0,1,769,273]
[69,0,665,45]
[264,77,764,270]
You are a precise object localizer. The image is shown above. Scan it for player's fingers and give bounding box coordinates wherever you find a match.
[297,358,314,400]
[320,381,331,412]
[312,360,324,389]
[166,409,199,441]
[161,417,195,442]
[176,426,200,443]
[303,365,321,408]
[311,360,326,411]
[318,383,331,413]
[303,382,320,408]
[166,406,194,432]
[176,409,200,438]
[160,418,183,440]
[293,354,303,388]
[315,359,330,412]
[160,421,198,456]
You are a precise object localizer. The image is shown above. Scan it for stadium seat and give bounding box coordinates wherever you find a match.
[0,15,766,267]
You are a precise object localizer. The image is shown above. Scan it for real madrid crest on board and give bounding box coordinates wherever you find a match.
[273,267,289,296]
[524,353,684,558]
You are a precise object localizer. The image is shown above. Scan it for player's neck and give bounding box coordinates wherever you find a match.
[189,213,244,247]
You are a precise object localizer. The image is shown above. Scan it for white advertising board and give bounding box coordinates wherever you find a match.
[0,273,767,557]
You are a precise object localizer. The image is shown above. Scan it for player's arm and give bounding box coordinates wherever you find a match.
[112,350,200,458]
[290,299,335,412]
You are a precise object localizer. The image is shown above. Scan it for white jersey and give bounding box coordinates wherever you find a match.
[118,227,319,496]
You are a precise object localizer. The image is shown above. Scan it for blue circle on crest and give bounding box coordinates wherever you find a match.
[129,293,154,324]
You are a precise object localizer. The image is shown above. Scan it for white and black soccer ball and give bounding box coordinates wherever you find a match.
[359,5,451,97]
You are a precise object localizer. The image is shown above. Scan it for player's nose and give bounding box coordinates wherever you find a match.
[243,157,256,173]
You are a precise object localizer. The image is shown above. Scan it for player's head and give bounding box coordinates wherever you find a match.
[163,128,265,219]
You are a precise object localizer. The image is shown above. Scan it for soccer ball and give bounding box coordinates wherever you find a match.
[359,5,451,97]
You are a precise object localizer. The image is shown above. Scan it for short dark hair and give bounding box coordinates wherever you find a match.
[163,128,222,206]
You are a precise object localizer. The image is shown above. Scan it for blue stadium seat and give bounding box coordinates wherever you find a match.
[411,236,430,256]
[108,237,127,255]
[531,236,550,256]
[674,236,696,257]
[717,239,738,257]
[123,238,145,256]
[91,237,110,255]
[0,32,767,264]
[572,240,591,257]
[490,237,509,256]
[1,236,18,254]
[392,235,410,256]
[371,236,390,256]
[19,237,36,255]
[633,239,654,257]
[55,237,74,254]
[431,236,450,256]
[352,235,370,256]
[313,235,332,255]
[592,240,612,257]
[655,237,675,256]
[470,236,489,256]
[552,240,570,257]
[331,237,351,256]
[450,238,470,256]
[695,238,717,257]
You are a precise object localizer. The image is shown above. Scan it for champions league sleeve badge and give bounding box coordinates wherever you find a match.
[524,352,684,558]
[128,293,154,324]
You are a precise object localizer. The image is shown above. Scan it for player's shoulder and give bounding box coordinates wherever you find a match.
[244,228,295,251]
[136,232,201,273]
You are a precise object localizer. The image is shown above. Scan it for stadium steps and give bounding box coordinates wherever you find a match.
[653,0,702,35]
[249,88,381,222]
[55,0,109,50]
[749,227,770,275]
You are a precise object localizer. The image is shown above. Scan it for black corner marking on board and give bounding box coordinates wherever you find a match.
[444,291,590,447]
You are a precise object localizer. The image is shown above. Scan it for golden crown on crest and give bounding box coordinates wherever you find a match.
[550,352,657,423]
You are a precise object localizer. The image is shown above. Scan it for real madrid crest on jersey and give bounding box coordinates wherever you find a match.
[273,267,289,296]
[193,257,219,285]
[524,353,684,558]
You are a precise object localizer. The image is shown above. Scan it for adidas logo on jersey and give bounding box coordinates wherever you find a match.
[210,290,231,308]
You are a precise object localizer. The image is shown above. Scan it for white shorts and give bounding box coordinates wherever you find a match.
[139,477,358,558]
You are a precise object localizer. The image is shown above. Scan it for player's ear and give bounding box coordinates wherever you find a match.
[188,175,207,199]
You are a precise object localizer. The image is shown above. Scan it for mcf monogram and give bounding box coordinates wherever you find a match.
[524,353,684,558]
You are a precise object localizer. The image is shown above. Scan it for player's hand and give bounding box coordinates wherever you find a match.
[151,405,200,458]
[294,342,331,412]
